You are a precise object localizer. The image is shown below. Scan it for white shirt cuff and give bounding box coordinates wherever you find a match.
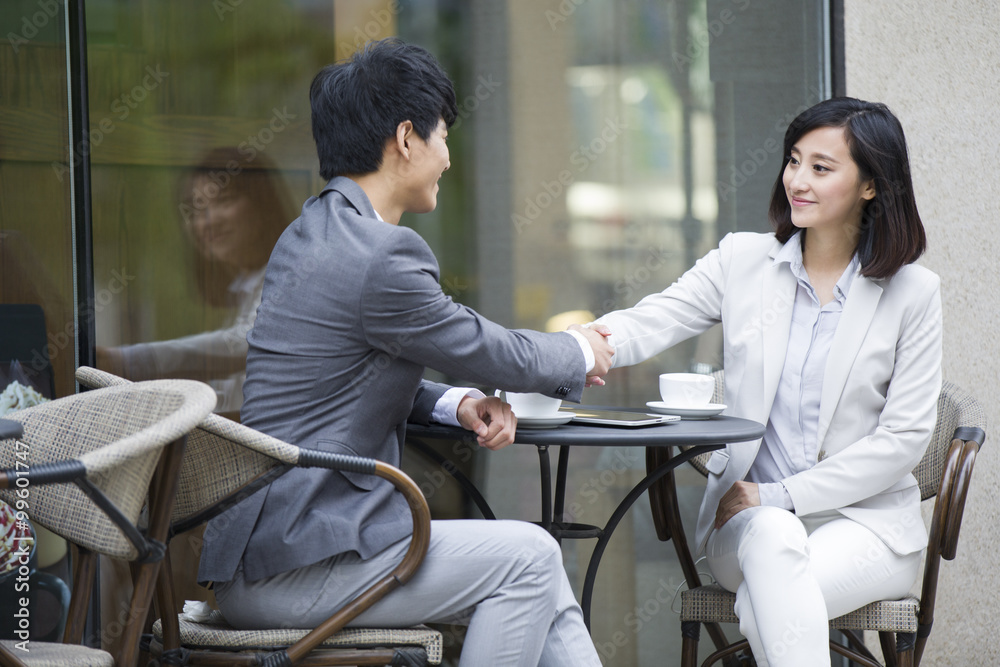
[432,387,486,426]
[757,482,795,511]
[564,329,596,374]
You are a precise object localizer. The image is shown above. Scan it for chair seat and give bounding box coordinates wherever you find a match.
[0,640,114,667]
[681,584,919,633]
[151,610,443,664]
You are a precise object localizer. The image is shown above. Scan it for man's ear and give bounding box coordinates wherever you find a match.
[393,120,414,160]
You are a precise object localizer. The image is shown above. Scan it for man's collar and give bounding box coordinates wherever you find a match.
[323,176,378,219]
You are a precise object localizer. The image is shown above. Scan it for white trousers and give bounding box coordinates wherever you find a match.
[215,519,601,667]
[705,506,922,667]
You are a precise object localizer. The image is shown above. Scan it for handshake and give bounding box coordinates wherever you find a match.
[567,323,614,387]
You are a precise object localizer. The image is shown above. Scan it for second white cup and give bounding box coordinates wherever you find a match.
[658,373,715,408]
[494,389,562,419]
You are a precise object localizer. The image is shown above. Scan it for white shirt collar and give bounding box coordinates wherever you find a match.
[773,231,859,303]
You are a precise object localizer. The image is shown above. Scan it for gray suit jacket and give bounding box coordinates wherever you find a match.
[199,177,586,583]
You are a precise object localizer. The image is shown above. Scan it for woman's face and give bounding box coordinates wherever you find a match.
[782,126,876,238]
[186,175,262,269]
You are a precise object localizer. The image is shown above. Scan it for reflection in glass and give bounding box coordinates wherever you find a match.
[97,148,295,417]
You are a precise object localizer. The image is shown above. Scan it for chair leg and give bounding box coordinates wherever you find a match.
[878,631,898,667]
[895,632,916,667]
[681,620,701,667]
[829,639,883,667]
[118,436,189,667]
[152,548,183,665]
[63,546,97,645]
[700,638,752,667]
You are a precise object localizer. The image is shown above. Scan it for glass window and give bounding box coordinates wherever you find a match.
[3,0,831,662]
[1,1,75,401]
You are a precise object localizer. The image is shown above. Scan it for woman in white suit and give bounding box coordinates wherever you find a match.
[592,97,940,666]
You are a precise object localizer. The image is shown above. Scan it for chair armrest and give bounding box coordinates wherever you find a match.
[941,435,981,560]
[917,430,984,641]
[0,459,86,489]
[280,454,432,665]
[296,449,431,588]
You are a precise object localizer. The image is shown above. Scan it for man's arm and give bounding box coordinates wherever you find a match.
[362,228,596,401]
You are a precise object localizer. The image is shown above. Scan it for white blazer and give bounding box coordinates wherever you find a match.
[596,232,942,557]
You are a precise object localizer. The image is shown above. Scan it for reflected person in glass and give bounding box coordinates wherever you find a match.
[97,148,295,419]
[589,98,939,666]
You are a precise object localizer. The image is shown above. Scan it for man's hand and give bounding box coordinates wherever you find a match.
[715,481,760,529]
[456,395,517,450]
[568,323,613,386]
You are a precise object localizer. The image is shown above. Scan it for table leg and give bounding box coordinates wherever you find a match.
[406,436,497,520]
[536,445,553,533]
[580,444,723,630]
[553,445,570,524]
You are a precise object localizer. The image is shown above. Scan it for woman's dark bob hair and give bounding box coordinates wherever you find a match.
[768,97,925,279]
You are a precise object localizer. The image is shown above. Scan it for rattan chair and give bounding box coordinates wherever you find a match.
[75,366,442,667]
[646,372,987,667]
[0,379,217,667]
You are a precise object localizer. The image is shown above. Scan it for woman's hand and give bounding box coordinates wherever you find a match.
[456,395,517,450]
[715,481,760,529]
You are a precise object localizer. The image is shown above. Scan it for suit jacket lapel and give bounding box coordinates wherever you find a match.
[760,245,797,423]
[816,274,884,448]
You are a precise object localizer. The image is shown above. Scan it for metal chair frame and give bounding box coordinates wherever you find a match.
[76,367,438,667]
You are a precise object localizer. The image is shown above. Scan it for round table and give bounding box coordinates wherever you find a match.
[406,408,765,629]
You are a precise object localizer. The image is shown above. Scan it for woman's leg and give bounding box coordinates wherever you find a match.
[706,506,831,667]
[216,519,600,667]
[802,516,922,619]
[706,507,922,667]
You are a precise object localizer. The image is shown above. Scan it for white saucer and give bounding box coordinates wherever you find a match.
[645,401,726,420]
[517,412,575,429]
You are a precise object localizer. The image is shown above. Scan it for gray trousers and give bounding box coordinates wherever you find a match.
[215,519,601,667]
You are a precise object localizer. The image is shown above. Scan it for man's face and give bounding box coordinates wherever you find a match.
[402,119,450,214]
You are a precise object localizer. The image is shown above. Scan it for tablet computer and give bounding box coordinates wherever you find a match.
[566,408,680,427]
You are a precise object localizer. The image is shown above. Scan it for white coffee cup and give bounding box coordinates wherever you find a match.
[658,373,714,408]
[494,389,562,419]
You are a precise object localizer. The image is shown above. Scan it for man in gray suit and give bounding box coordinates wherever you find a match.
[199,39,611,665]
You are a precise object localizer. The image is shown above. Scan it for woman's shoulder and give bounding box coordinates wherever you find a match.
[883,261,940,292]
[717,230,780,258]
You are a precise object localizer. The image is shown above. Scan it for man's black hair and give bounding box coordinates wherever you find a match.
[310,38,458,180]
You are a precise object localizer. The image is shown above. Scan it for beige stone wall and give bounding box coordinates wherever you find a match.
[845,2,1000,663]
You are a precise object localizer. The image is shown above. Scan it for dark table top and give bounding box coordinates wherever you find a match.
[0,418,23,440]
[408,407,764,448]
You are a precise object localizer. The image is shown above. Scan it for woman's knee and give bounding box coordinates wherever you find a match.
[736,507,809,567]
